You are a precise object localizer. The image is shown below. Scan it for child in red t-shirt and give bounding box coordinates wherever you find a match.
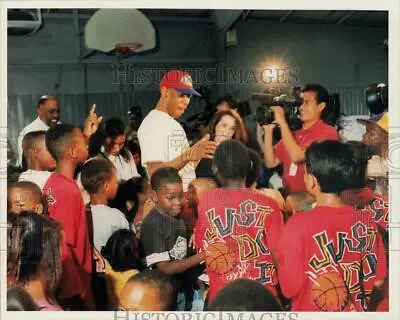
[194,140,284,304]
[277,140,387,311]
[341,141,388,233]
[43,123,96,310]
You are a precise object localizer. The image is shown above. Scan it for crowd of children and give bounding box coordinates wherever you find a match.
[6,93,389,313]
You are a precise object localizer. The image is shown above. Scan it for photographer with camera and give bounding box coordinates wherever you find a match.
[262,84,338,194]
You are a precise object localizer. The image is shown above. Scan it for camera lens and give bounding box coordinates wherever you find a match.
[255,106,274,126]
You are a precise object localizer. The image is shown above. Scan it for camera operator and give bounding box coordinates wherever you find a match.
[263,84,338,194]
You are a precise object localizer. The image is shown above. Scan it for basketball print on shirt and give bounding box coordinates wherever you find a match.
[205,241,238,276]
[363,197,389,231]
[310,271,350,311]
[307,222,381,311]
[194,189,283,302]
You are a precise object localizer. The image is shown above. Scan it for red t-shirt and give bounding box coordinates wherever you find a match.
[43,173,93,308]
[275,120,338,193]
[277,205,387,311]
[194,188,283,303]
[341,188,389,232]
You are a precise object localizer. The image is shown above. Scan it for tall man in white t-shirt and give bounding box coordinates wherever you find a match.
[138,70,217,191]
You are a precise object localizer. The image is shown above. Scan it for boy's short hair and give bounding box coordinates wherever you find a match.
[213,140,250,179]
[45,124,78,161]
[126,269,176,310]
[7,181,44,214]
[246,148,262,187]
[22,131,46,154]
[207,279,282,311]
[80,158,115,194]
[8,181,42,202]
[305,140,357,194]
[151,167,182,191]
[101,229,140,272]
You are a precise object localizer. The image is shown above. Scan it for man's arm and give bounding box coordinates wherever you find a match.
[156,252,205,275]
[146,151,191,177]
[146,135,216,177]
[279,120,305,164]
[256,123,265,152]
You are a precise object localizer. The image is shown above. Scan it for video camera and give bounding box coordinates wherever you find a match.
[252,93,302,129]
[365,83,388,114]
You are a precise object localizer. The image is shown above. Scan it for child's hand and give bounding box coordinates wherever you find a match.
[83,104,103,138]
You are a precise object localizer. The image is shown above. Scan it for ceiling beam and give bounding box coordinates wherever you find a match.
[212,10,244,31]
[337,10,357,24]
[41,12,213,23]
[321,10,334,20]
[8,58,218,66]
[279,10,294,22]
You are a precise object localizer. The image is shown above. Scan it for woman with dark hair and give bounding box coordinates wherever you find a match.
[101,229,141,309]
[195,109,247,180]
[7,212,63,311]
[94,118,140,184]
[125,140,148,178]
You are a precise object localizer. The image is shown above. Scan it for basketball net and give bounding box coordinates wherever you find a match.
[115,43,143,54]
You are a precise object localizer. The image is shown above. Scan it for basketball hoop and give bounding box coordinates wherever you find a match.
[115,43,143,54]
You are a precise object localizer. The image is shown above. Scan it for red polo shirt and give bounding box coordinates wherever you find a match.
[274,120,338,193]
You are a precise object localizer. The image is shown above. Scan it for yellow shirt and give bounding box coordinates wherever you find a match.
[104,259,139,308]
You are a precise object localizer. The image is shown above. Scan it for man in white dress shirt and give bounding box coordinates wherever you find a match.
[17,95,60,167]
[138,70,217,191]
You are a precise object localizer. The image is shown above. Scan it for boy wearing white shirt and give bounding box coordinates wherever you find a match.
[80,158,130,252]
[18,131,56,190]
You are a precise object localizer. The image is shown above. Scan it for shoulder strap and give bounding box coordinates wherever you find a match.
[85,203,94,249]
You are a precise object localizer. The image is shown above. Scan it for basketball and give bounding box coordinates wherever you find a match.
[311,272,350,311]
[205,242,237,275]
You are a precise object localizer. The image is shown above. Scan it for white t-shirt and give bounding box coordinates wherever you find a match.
[100,146,140,183]
[91,204,130,251]
[18,170,52,190]
[17,117,49,167]
[138,109,196,191]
